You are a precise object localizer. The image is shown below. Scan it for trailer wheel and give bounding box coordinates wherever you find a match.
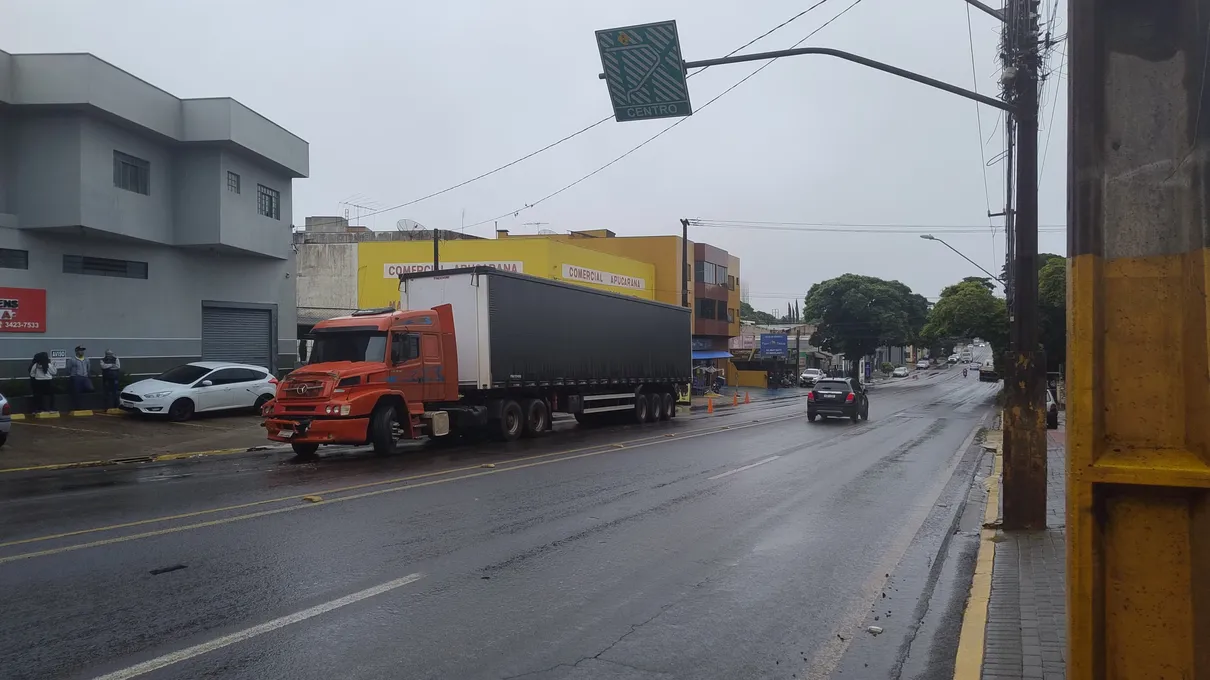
[494,399,523,442]
[369,403,398,455]
[633,393,650,424]
[521,398,549,438]
[645,393,660,423]
[660,392,674,420]
[291,442,320,460]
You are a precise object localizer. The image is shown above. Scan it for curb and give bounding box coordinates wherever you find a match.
[0,444,290,475]
[952,426,1003,679]
[11,408,124,421]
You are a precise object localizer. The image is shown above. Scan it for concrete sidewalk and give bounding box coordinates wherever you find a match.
[958,421,1067,680]
[1,412,278,472]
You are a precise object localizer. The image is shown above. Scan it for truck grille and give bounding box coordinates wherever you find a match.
[279,379,329,400]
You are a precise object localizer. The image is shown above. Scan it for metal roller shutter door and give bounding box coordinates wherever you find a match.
[201,306,272,369]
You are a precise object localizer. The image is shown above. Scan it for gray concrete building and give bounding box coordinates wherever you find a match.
[0,48,308,379]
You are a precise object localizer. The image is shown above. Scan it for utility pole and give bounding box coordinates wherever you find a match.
[679,218,690,309]
[433,228,440,271]
[1000,0,1046,530]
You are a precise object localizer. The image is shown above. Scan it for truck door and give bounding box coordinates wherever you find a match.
[388,332,423,406]
[419,333,445,402]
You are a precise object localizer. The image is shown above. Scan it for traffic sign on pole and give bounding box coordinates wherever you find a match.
[595,20,693,122]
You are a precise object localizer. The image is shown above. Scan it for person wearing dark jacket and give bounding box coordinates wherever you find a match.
[100,350,121,410]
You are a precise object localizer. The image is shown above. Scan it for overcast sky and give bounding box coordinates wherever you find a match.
[3,0,1067,313]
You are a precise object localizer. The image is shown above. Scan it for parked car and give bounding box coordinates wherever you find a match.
[0,392,9,448]
[807,378,869,424]
[915,359,931,370]
[891,366,909,378]
[1047,389,1059,429]
[120,361,278,421]
[947,355,959,364]
[799,368,825,387]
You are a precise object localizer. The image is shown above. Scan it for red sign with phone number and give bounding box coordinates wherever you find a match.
[0,287,47,333]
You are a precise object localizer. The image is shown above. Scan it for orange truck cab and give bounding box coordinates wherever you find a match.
[263,304,460,458]
[264,268,692,459]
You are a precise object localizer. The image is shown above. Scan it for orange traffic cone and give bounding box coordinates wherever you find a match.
[707,397,714,413]
[732,392,738,406]
[744,391,751,404]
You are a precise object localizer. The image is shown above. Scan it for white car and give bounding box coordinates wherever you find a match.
[915,359,931,370]
[120,361,278,421]
[891,366,909,377]
[800,368,825,386]
[0,392,9,448]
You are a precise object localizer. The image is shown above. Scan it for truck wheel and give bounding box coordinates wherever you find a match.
[645,393,660,423]
[660,392,674,420]
[521,398,549,438]
[369,404,398,455]
[291,442,319,460]
[494,399,523,442]
[633,393,650,424]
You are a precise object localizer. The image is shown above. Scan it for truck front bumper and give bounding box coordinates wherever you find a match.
[264,416,370,445]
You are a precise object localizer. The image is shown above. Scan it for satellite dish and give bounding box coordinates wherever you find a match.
[396,219,426,232]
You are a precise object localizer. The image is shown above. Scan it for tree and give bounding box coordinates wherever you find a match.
[740,301,779,325]
[921,280,1009,354]
[803,274,930,380]
[1000,252,1063,283]
[1038,257,1066,369]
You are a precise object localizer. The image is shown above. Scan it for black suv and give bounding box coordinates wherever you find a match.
[808,378,869,423]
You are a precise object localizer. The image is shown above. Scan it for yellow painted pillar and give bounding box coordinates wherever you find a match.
[1069,1,1210,677]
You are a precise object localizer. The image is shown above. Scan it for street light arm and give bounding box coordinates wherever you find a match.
[597,47,1015,114]
[923,235,1006,287]
[962,0,1005,22]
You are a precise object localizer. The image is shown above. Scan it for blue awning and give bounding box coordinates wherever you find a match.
[692,350,733,360]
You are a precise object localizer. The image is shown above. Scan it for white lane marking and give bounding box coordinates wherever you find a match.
[707,455,781,480]
[91,572,425,680]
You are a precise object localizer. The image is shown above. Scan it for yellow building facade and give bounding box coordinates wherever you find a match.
[356,237,656,309]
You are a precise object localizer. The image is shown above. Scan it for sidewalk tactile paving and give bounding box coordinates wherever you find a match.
[983,433,1066,680]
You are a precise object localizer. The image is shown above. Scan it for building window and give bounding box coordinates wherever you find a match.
[727,307,736,324]
[227,171,241,194]
[0,248,28,270]
[727,275,736,291]
[257,184,281,220]
[717,300,728,319]
[63,255,148,279]
[717,265,727,284]
[112,151,150,195]
[696,298,716,320]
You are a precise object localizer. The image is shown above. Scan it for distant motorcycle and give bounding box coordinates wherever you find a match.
[963,368,968,378]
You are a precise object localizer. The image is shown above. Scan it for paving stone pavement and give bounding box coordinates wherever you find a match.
[982,427,1067,680]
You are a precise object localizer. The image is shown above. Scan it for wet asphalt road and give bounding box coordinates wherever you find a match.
[0,363,996,680]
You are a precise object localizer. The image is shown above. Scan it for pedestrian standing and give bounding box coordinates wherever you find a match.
[100,349,121,410]
[28,352,56,413]
[65,345,92,410]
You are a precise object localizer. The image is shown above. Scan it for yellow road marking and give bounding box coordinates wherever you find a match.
[11,420,111,434]
[0,447,267,475]
[0,413,801,553]
[952,429,1002,679]
[0,413,800,564]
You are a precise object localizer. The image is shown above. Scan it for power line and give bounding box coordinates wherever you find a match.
[303,4,833,232]
[690,223,1063,235]
[1038,45,1066,182]
[965,2,996,226]
[465,0,866,230]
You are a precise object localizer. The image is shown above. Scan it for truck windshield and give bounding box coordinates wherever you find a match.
[310,329,388,363]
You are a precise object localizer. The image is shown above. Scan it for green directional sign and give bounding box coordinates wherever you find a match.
[596,20,693,123]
